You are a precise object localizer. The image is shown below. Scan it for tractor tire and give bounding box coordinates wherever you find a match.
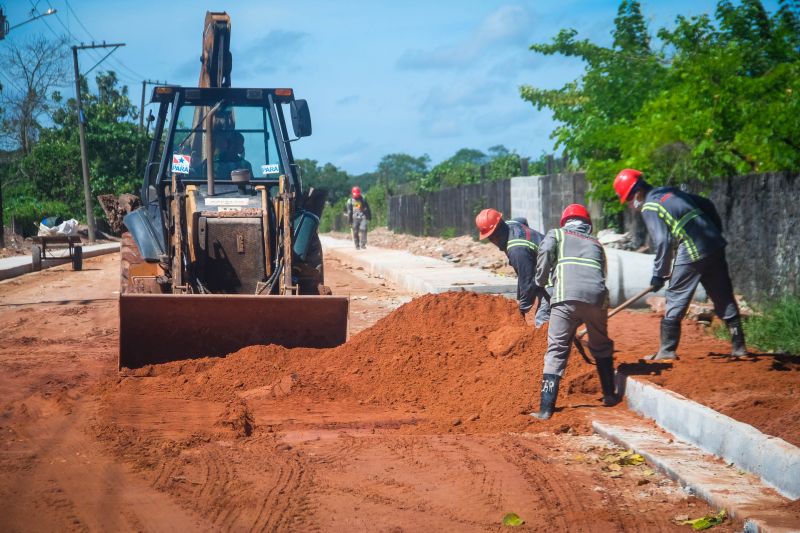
[72,245,83,271]
[120,232,163,294]
[295,232,328,295]
[32,245,42,272]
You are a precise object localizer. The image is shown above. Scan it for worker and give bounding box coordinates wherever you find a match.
[474,209,550,327]
[346,186,371,249]
[613,169,745,360]
[227,131,254,175]
[213,131,253,179]
[532,204,616,420]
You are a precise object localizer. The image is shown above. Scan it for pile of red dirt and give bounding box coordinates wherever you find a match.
[112,292,612,434]
[610,312,800,448]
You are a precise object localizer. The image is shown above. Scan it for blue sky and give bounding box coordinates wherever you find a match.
[2,0,781,174]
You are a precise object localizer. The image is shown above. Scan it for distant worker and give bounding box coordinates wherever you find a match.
[532,204,617,420]
[346,186,371,249]
[614,169,745,360]
[475,209,550,327]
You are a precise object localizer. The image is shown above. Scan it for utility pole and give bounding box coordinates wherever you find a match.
[139,79,167,130]
[71,42,125,242]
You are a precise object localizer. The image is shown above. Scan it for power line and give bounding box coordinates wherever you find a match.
[62,0,147,80]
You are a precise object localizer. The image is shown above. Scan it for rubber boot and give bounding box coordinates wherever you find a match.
[726,317,747,357]
[531,374,561,420]
[646,318,680,360]
[595,357,618,406]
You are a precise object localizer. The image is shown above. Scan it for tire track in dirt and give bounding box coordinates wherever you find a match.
[249,453,296,531]
[494,435,678,532]
[0,397,206,532]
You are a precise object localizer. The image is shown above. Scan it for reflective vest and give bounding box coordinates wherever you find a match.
[537,227,607,306]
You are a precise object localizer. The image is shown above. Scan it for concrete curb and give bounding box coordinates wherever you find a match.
[0,243,120,282]
[593,413,798,533]
[320,236,517,296]
[621,375,800,500]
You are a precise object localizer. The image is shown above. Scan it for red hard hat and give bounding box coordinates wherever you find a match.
[614,169,642,204]
[560,204,591,227]
[475,208,503,239]
[352,186,361,197]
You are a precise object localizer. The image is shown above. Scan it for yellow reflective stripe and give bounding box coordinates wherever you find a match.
[556,229,565,302]
[675,208,702,232]
[558,260,603,269]
[558,256,602,268]
[507,239,538,250]
[642,202,701,261]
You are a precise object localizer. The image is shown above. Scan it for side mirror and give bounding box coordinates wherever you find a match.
[290,99,312,138]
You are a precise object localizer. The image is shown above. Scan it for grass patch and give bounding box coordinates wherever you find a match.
[440,227,457,239]
[716,296,800,355]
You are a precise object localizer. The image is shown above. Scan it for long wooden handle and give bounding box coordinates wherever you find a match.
[577,285,655,339]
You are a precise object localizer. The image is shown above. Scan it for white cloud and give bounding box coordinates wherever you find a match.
[397,5,532,70]
[234,30,311,74]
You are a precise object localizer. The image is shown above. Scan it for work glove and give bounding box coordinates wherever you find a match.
[650,276,666,292]
[520,307,536,327]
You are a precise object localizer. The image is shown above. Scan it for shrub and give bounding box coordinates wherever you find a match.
[716,297,800,355]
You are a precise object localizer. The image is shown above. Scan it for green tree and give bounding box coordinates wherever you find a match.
[296,159,352,204]
[7,71,147,230]
[521,0,666,216]
[521,0,800,221]
[376,153,429,187]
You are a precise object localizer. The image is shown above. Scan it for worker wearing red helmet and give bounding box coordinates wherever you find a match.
[532,204,617,420]
[614,169,745,360]
[346,186,371,249]
[475,209,551,327]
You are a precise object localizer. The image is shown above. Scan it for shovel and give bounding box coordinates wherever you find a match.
[577,285,655,341]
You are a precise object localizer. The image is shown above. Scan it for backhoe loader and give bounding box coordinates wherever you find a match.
[116,12,348,368]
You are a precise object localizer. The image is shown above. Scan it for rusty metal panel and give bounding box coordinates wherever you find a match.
[119,294,349,369]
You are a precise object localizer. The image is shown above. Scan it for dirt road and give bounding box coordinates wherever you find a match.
[0,254,735,532]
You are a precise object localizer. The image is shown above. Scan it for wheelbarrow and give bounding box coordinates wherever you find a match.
[31,235,83,272]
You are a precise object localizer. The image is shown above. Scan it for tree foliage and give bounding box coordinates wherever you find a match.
[4,71,147,231]
[521,0,800,216]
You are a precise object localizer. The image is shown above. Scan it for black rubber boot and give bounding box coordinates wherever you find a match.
[531,374,561,420]
[726,317,747,357]
[646,318,680,360]
[595,357,618,406]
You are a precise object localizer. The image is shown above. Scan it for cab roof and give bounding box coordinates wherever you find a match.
[150,86,296,105]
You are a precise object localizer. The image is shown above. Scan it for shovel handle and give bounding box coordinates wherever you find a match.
[577,285,655,339]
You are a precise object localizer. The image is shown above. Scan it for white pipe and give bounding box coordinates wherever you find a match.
[605,247,706,307]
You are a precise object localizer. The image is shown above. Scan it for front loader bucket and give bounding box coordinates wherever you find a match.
[119,294,349,369]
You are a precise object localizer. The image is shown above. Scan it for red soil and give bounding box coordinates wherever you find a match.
[119,292,609,435]
[112,293,800,447]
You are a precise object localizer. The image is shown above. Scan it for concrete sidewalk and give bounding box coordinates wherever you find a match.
[322,235,704,307]
[0,243,120,281]
[320,236,517,297]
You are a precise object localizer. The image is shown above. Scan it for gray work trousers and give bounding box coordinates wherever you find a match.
[543,300,613,376]
[665,248,739,322]
[351,216,368,248]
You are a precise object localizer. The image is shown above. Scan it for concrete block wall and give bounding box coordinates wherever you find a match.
[510,175,545,232]
[510,172,590,233]
[709,172,799,301]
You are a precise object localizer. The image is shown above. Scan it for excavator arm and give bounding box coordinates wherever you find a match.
[200,12,232,88]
